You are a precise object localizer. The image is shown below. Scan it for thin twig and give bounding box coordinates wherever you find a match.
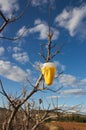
[10,0,32,22]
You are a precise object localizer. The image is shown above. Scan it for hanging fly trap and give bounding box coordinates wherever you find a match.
[41,62,56,86]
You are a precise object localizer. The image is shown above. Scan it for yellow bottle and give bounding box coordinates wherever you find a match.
[41,62,56,85]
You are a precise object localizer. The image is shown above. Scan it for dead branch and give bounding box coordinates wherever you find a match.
[0,11,9,32]
[9,0,32,22]
[39,43,46,61]
[0,0,32,33]
[0,80,16,108]
[0,24,30,41]
[32,105,50,130]
[51,43,65,59]
[0,74,43,130]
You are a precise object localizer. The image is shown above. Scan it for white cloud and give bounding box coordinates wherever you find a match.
[58,74,86,89]
[12,52,29,63]
[54,61,65,72]
[0,60,28,82]
[47,95,59,99]
[0,0,19,17]
[55,4,86,36]
[16,19,59,40]
[34,19,42,25]
[13,46,22,53]
[0,46,5,56]
[59,74,76,87]
[29,20,59,40]
[61,89,86,95]
[12,46,29,64]
[26,69,31,76]
[29,23,49,40]
[16,26,28,37]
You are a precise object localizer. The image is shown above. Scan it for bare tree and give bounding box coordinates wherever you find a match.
[0,16,64,129]
[0,2,71,130]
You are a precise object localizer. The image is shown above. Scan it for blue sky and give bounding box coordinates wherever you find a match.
[0,0,86,114]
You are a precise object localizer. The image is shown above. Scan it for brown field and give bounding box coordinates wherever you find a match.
[0,108,86,130]
[45,121,86,130]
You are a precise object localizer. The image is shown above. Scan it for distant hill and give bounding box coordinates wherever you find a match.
[0,107,86,123]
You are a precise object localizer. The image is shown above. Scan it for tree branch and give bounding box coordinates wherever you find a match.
[9,0,32,22]
[0,0,32,33]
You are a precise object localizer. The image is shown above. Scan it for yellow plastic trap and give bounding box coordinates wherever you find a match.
[41,62,56,85]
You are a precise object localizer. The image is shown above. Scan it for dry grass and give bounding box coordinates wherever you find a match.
[0,109,86,130]
[45,121,86,130]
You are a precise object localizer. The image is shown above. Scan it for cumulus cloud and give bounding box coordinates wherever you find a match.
[29,23,48,39]
[54,61,65,72]
[12,46,29,64]
[57,74,86,89]
[29,19,59,40]
[0,60,28,82]
[34,19,42,25]
[13,46,22,53]
[0,0,19,17]
[55,4,86,36]
[58,74,76,87]
[0,46,5,56]
[16,19,59,40]
[15,26,29,39]
[12,52,29,63]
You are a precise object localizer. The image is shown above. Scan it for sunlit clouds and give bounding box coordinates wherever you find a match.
[12,52,29,64]
[16,19,59,40]
[0,0,19,16]
[55,4,86,37]
[0,60,28,82]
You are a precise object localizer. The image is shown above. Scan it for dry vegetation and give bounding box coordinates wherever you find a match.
[0,108,86,130]
[46,121,86,130]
